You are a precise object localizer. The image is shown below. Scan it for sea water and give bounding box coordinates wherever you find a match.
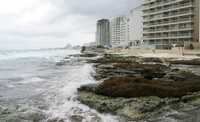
[0,49,118,122]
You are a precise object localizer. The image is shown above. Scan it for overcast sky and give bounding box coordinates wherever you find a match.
[0,0,141,49]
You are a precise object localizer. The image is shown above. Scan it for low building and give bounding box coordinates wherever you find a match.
[96,19,110,47]
[110,16,129,48]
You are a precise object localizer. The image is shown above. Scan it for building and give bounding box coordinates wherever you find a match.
[143,0,200,49]
[83,42,97,47]
[110,16,129,47]
[96,19,110,47]
[128,6,143,47]
[198,0,200,43]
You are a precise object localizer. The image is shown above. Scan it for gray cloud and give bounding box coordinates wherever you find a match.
[0,0,141,49]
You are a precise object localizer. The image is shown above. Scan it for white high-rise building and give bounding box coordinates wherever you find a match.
[96,19,110,47]
[128,6,143,47]
[143,0,200,49]
[110,16,129,47]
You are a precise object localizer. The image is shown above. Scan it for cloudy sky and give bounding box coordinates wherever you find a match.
[0,0,141,49]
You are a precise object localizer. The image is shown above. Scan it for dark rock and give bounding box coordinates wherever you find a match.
[91,54,172,81]
[78,84,99,93]
[47,118,64,122]
[92,54,138,64]
[81,46,86,53]
[170,59,200,65]
[70,115,84,122]
[113,63,169,79]
[95,76,200,98]
[56,61,66,66]
[141,57,164,63]
[78,52,200,121]
[164,70,200,81]
[78,91,163,121]
[79,53,98,58]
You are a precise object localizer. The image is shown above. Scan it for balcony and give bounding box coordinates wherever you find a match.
[143,18,193,28]
[143,33,193,40]
[143,11,194,22]
[143,2,193,17]
[143,27,193,34]
[143,0,186,11]
[143,36,192,40]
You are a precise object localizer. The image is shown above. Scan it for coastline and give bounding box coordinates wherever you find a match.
[106,48,200,59]
[77,47,200,122]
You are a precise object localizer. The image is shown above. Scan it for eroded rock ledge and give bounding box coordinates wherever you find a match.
[78,53,200,121]
[78,90,200,121]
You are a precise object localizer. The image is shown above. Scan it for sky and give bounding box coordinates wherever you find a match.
[0,0,141,50]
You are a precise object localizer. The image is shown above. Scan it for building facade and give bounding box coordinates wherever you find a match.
[143,0,200,48]
[96,19,110,47]
[128,6,143,47]
[110,16,129,47]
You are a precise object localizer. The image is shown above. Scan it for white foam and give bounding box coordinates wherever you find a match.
[45,64,119,122]
[0,49,80,61]
[18,77,44,84]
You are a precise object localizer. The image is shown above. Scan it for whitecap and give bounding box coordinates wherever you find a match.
[18,77,45,84]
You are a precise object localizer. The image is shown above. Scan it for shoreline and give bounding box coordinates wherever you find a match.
[77,48,200,121]
[106,48,200,59]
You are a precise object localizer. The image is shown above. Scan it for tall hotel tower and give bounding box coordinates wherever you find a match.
[143,0,199,48]
[96,19,110,47]
[110,16,129,47]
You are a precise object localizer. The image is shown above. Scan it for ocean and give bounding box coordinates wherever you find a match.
[0,49,118,122]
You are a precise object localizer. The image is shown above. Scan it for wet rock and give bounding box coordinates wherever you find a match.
[170,59,200,65]
[69,107,102,122]
[80,53,98,58]
[1,117,22,122]
[140,57,164,64]
[164,70,200,82]
[47,118,64,122]
[81,46,86,53]
[78,91,126,113]
[0,107,11,115]
[18,109,46,122]
[70,115,84,122]
[80,53,200,121]
[90,54,200,98]
[91,54,138,64]
[78,84,98,93]
[94,64,140,80]
[112,63,169,79]
[91,54,173,81]
[78,90,200,121]
[78,91,163,121]
[94,76,200,98]
[89,115,101,122]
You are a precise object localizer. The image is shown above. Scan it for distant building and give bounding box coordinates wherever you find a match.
[128,6,143,47]
[197,0,200,42]
[96,19,110,47]
[83,42,97,47]
[143,0,200,49]
[110,16,129,47]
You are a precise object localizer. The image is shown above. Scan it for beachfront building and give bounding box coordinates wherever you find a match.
[110,16,129,48]
[96,19,110,47]
[128,6,143,47]
[199,0,200,43]
[143,0,200,49]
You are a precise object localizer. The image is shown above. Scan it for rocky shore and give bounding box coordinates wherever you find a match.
[77,49,200,121]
